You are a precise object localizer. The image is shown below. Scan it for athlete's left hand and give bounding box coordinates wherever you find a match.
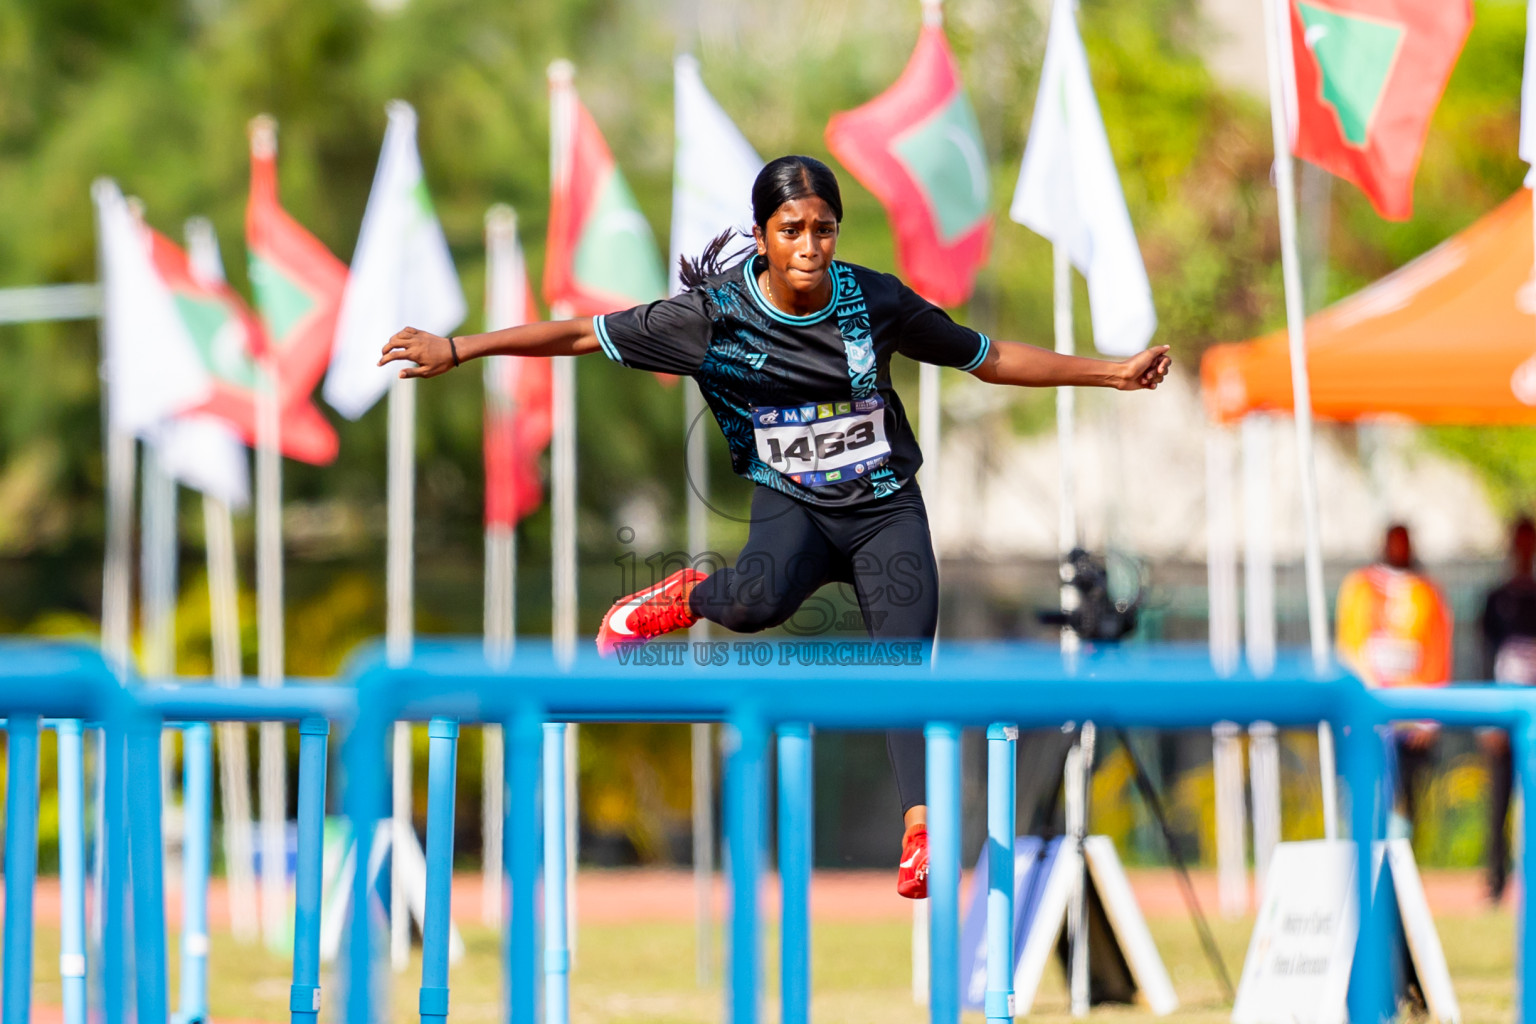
[1113,345,1172,391]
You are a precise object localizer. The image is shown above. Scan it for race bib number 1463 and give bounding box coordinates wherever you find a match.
[752,396,891,487]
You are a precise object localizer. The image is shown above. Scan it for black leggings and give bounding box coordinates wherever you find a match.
[688,484,938,813]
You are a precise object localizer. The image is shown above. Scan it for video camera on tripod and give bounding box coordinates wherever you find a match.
[1036,547,1142,642]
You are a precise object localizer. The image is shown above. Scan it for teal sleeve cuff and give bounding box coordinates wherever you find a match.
[592,315,624,365]
[959,333,991,373]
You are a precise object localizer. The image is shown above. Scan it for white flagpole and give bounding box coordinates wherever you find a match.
[549,60,582,964]
[550,342,578,671]
[91,181,134,983]
[127,193,178,684]
[1258,0,1337,838]
[249,116,292,948]
[551,342,581,960]
[94,182,135,683]
[140,442,178,685]
[1213,720,1248,917]
[203,493,260,942]
[481,204,521,926]
[141,433,181,871]
[1241,414,1283,896]
[1054,240,1094,1019]
[185,215,260,944]
[388,370,417,971]
[127,193,183,884]
[686,380,714,986]
[102,427,135,680]
[1054,246,1080,626]
[1205,422,1245,912]
[1242,415,1277,677]
[912,9,945,967]
[1205,426,1240,677]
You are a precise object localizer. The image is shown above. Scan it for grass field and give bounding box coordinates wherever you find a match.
[24,892,1519,1022]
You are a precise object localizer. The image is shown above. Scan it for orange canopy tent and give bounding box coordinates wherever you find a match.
[1201,190,1536,426]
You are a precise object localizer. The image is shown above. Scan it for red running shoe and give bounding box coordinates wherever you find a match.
[897,824,929,900]
[596,567,708,656]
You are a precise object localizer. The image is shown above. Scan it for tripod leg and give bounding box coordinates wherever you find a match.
[1116,728,1235,1002]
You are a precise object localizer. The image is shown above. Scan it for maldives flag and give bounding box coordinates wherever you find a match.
[148,230,338,464]
[1286,0,1472,221]
[485,208,552,526]
[543,61,667,317]
[245,116,350,437]
[825,14,992,308]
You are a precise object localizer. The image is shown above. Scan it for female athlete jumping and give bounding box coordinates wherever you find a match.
[380,155,1171,898]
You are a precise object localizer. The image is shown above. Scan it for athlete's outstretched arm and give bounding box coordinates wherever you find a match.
[378,320,602,379]
[970,340,1171,392]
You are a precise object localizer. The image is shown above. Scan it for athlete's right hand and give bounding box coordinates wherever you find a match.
[1112,345,1172,391]
[379,327,455,378]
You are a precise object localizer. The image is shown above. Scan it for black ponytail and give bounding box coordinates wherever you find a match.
[677,227,754,291]
[677,155,845,291]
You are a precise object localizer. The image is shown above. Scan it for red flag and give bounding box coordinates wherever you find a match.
[543,61,668,318]
[486,214,553,527]
[826,17,992,308]
[245,118,349,449]
[147,230,338,464]
[484,357,552,526]
[1287,0,1472,221]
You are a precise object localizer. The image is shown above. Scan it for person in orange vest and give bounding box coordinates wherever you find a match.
[1335,523,1453,835]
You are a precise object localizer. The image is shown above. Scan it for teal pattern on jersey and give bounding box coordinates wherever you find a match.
[831,264,901,498]
[694,282,796,497]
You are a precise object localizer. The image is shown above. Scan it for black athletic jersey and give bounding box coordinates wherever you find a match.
[593,255,991,507]
[1482,576,1536,679]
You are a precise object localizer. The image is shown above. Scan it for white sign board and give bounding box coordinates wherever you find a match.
[1085,836,1179,1015]
[1233,839,1460,1024]
[1000,836,1178,1016]
[1233,840,1358,1024]
[1382,838,1460,1024]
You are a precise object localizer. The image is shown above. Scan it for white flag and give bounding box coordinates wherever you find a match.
[153,416,251,509]
[1009,0,1156,357]
[324,100,466,419]
[670,54,763,296]
[154,217,251,509]
[93,179,212,434]
[1522,0,1536,184]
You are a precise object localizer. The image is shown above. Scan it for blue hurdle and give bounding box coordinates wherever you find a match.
[6,715,230,1024]
[4,637,1536,1024]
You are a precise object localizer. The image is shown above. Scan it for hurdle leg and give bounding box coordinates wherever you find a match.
[126,719,171,1024]
[2,714,41,1024]
[179,723,213,1024]
[925,723,962,1024]
[543,723,571,1024]
[419,718,459,1024]
[1343,715,1389,1023]
[725,714,767,1024]
[102,725,128,1024]
[777,724,813,1024]
[291,717,330,1024]
[1516,713,1536,1024]
[985,725,1018,1023]
[56,720,88,1024]
[505,711,542,1024]
[344,706,390,1024]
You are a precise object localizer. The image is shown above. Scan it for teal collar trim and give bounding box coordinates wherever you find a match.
[743,255,840,325]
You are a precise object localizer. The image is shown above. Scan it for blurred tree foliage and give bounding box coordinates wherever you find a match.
[1,0,1532,860]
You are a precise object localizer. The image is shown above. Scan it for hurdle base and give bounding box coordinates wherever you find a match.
[959,835,1178,1017]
